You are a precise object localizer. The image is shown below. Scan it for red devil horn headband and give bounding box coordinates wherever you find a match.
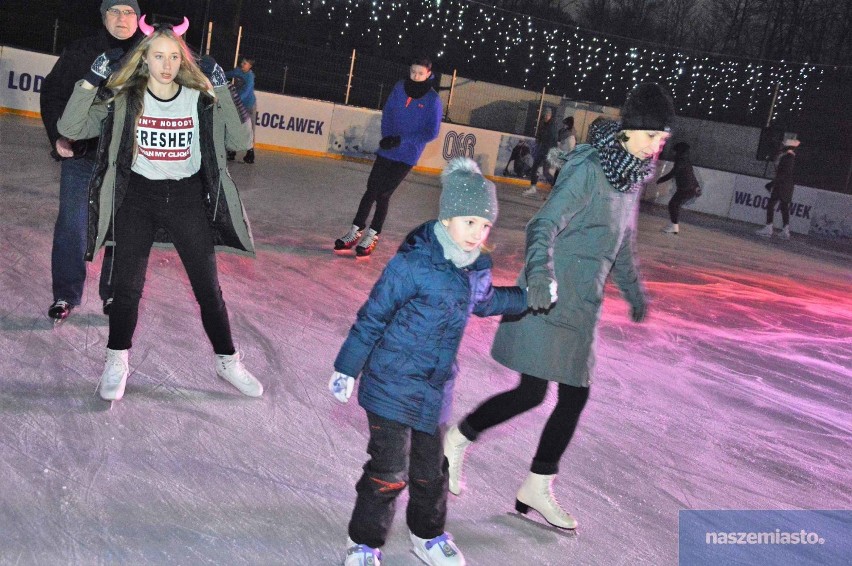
[139,15,190,37]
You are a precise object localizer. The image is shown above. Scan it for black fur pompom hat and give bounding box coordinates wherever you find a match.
[620,83,675,132]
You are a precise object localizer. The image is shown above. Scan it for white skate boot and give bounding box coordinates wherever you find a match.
[345,537,382,566]
[215,352,263,397]
[444,425,472,495]
[99,348,129,401]
[662,223,679,234]
[515,472,578,529]
[410,532,465,566]
[755,224,773,237]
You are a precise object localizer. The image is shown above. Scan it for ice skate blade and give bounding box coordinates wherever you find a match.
[508,511,578,536]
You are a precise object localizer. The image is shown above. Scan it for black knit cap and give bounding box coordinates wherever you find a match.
[620,83,675,132]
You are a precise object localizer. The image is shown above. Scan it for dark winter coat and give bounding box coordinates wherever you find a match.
[658,152,700,194]
[40,29,141,159]
[536,117,559,151]
[377,80,443,166]
[768,150,796,201]
[334,221,527,434]
[57,81,254,259]
[491,145,647,387]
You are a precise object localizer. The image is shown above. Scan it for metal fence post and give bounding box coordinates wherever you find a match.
[345,49,356,105]
[282,65,288,94]
[52,19,59,54]
[446,69,457,121]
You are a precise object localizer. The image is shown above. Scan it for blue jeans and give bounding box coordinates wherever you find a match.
[51,158,113,305]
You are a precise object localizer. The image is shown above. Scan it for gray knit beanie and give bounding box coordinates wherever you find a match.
[101,0,141,17]
[439,158,498,222]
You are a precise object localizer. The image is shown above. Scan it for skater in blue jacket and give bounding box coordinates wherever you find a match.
[333,55,443,257]
[329,158,541,566]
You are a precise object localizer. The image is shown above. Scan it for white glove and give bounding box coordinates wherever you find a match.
[329,371,355,403]
[549,279,558,304]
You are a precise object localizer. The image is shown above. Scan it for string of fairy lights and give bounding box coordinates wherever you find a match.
[295,0,831,124]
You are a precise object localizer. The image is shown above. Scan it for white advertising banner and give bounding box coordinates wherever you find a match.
[418,123,505,175]
[252,91,333,154]
[0,46,57,114]
[326,104,383,159]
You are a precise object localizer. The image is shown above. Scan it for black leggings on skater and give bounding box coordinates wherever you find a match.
[458,373,590,476]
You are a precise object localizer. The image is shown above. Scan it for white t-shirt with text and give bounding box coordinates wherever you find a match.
[132,86,202,181]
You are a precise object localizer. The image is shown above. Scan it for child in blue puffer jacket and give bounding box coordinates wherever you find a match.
[329,158,545,566]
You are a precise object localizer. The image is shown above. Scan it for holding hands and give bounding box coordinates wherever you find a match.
[85,48,124,87]
[198,55,227,88]
[527,277,558,311]
[328,371,355,403]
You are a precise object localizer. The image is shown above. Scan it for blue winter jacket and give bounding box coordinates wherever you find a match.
[377,80,443,166]
[224,67,256,108]
[334,221,527,433]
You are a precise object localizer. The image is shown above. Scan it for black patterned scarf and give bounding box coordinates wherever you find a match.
[589,119,654,193]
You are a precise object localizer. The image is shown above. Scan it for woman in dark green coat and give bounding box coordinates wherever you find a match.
[444,83,676,531]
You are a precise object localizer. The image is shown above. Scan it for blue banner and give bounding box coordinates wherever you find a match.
[679,510,851,565]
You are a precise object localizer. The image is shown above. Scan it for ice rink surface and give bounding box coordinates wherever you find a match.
[1,114,850,565]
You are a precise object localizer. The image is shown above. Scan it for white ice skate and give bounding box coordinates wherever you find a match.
[444,425,472,495]
[345,537,382,566]
[410,532,465,566]
[515,472,577,530]
[99,348,129,401]
[663,223,679,234]
[215,352,264,397]
[755,224,773,237]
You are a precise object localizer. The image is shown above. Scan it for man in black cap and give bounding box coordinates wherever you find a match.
[41,1,142,321]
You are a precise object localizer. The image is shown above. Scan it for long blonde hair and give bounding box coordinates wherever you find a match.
[102,28,213,159]
[106,28,211,105]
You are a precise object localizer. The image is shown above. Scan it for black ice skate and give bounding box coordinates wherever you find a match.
[48,300,73,324]
[355,229,379,257]
[334,225,362,251]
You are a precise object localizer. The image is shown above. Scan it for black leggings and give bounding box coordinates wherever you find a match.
[766,193,791,225]
[460,373,590,475]
[668,189,695,223]
[107,172,235,355]
[353,155,413,234]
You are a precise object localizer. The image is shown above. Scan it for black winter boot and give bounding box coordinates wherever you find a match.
[243,149,255,164]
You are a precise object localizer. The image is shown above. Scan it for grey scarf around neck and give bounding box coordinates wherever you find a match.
[433,221,480,268]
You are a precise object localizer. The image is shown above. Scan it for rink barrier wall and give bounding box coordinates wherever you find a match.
[2,45,849,241]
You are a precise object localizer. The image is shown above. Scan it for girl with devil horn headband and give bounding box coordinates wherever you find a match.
[57,18,263,402]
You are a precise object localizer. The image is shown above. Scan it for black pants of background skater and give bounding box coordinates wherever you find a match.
[353,155,413,234]
[349,412,449,549]
[459,373,590,475]
[107,172,235,355]
[766,192,791,225]
[668,189,696,224]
